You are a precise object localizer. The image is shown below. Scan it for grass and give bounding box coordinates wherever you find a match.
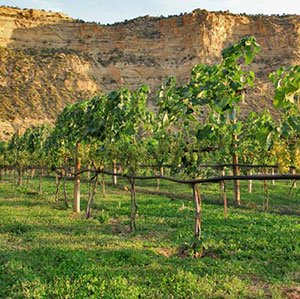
[0,174,300,298]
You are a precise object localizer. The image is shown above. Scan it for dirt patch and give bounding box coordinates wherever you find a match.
[109,219,130,235]
[156,247,175,257]
[69,212,82,219]
[176,245,191,258]
[248,278,272,298]
[176,246,220,259]
[282,286,300,299]
[108,189,129,195]
[26,191,39,196]
[248,276,300,298]
[176,245,203,258]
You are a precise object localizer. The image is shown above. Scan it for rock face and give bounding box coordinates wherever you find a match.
[0,6,300,138]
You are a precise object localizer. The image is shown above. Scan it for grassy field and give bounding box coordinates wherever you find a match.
[0,174,300,298]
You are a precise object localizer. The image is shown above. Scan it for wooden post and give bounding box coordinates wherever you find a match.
[112,160,117,186]
[159,167,164,189]
[192,184,202,239]
[74,143,81,213]
[154,167,159,191]
[292,169,297,188]
[30,169,36,179]
[271,168,275,185]
[248,169,253,193]
[18,166,22,187]
[160,166,164,177]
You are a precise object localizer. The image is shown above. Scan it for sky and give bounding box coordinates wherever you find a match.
[2,0,300,24]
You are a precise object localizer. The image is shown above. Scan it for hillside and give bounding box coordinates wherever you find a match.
[1,6,300,138]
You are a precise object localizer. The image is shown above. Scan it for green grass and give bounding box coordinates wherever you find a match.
[0,174,300,298]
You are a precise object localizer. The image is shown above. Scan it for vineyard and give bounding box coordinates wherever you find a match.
[1,36,300,297]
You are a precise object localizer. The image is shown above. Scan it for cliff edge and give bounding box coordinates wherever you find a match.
[1,6,300,138]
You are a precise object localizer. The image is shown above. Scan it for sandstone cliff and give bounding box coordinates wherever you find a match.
[0,6,300,138]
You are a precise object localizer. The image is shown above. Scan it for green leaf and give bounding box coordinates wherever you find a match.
[273,90,287,108]
[281,121,292,138]
[187,114,197,122]
[244,51,254,64]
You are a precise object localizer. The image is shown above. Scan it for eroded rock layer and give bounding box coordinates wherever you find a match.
[1,6,300,138]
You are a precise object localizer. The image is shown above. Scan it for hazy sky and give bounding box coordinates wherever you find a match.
[2,0,300,24]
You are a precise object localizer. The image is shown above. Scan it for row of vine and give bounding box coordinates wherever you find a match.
[0,36,300,250]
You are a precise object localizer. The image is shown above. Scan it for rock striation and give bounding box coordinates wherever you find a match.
[0,6,300,138]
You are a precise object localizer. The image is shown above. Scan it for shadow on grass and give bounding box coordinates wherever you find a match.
[0,199,49,208]
[0,246,168,297]
[105,181,300,217]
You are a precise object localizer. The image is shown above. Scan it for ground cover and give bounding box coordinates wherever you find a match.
[0,175,300,298]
